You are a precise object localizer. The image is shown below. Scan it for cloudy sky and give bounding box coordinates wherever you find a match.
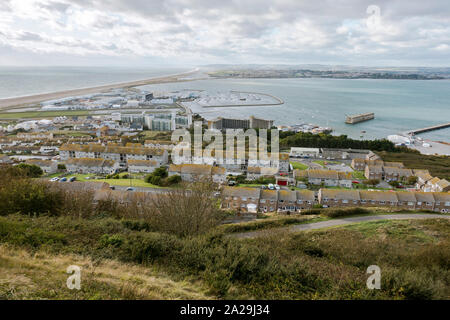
[0,0,449,67]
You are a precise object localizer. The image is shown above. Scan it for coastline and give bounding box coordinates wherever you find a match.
[0,68,199,110]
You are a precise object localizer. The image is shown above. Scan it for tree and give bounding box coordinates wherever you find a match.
[406,176,418,186]
[364,179,380,187]
[145,180,224,237]
[16,163,43,178]
[57,164,66,171]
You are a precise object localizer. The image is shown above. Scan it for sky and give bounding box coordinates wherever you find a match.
[0,0,449,67]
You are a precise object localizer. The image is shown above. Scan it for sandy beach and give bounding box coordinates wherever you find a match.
[0,69,198,110]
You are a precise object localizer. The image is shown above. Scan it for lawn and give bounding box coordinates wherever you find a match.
[352,170,366,180]
[290,161,309,170]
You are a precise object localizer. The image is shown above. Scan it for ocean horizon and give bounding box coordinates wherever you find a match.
[1,67,449,142]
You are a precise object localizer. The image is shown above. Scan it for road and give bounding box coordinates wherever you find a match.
[234,214,450,239]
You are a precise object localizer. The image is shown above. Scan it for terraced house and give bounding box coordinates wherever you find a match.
[65,158,120,174]
[168,164,227,183]
[318,189,450,213]
[295,169,353,188]
[127,159,159,174]
[59,143,169,167]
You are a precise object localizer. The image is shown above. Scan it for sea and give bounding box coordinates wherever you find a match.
[0,67,449,142]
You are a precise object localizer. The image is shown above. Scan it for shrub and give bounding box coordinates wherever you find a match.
[15,163,43,178]
[320,207,370,218]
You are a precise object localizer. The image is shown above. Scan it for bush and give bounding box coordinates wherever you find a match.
[15,163,43,178]
[166,174,182,185]
[320,207,370,218]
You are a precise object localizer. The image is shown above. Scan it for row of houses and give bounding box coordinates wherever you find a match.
[221,187,450,214]
[221,187,315,213]
[294,169,353,188]
[351,158,404,171]
[415,171,450,193]
[168,164,227,183]
[59,143,169,167]
[318,189,450,212]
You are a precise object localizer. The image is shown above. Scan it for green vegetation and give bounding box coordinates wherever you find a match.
[15,163,43,178]
[352,171,366,180]
[144,167,181,187]
[1,167,449,300]
[378,151,450,180]
[290,161,309,170]
[0,110,90,119]
[280,132,407,153]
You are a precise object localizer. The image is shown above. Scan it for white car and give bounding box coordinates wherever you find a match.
[268,184,275,190]
[275,185,281,190]
[49,177,59,182]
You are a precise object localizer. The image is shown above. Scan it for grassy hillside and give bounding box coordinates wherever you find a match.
[0,244,213,300]
[0,214,448,300]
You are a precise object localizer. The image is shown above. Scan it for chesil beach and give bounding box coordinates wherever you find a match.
[1,67,449,143]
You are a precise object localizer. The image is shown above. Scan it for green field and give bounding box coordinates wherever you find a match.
[290,161,309,170]
[352,171,366,180]
[0,110,90,119]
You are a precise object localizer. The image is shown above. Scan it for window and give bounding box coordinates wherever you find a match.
[298,200,303,204]
[353,200,358,204]
[417,201,422,205]
[342,200,349,204]
[408,202,413,206]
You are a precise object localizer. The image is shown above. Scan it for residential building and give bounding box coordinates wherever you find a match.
[318,189,360,207]
[221,187,261,213]
[208,116,274,130]
[25,159,58,174]
[383,167,413,182]
[289,147,320,158]
[364,165,383,180]
[65,158,120,174]
[127,160,158,174]
[246,166,279,180]
[359,190,398,207]
[433,193,450,213]
[144,140,176,151]
[295,169,353,188]
[259,190,278,213]
[168,164,226,183]
[59,143,169,167]
[434,179,450,193]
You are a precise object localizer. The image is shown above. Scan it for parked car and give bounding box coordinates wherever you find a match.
[109,186,116,190]
[268,184,275,190]
[126,187,136,192]
[49,177,59,182]
[275,185,281,190]
[69,177,77,182]
[60,177,67,182]
[228,180,236,186]
[261,185,267,190]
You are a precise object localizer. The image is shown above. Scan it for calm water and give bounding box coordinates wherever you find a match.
[0,67,190,99]
[140,78,450,141]
[0,67,448,141]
